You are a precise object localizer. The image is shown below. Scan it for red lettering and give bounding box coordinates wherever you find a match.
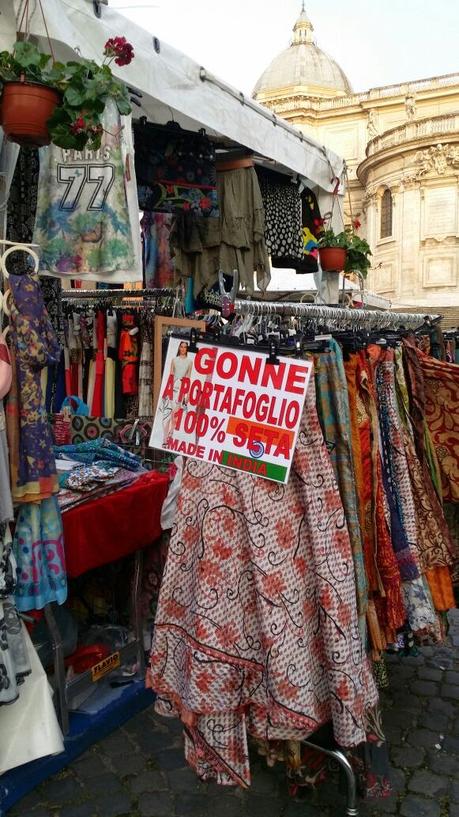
[247,426,262,451]
[242,391,256,419]
[267,398,280,426]
[255,394,269,423]
[227,453,268,477]
[210,449,223,463]
[196,446,205,458]
[233,422,248,447]
[200,381,213,409]
[216,352,238,380]
[260,362,286,390]
[238,355,262,386]
[231,388,245,413]
[220,388,233,414]
[211,383,225,411]
[162,374,174,400]
[285,364,309,395]
[274,434,291,460]
[261,427,278,454]
[195,347,217,376]
[178,377,190,402]
[189,379,203,406]
[285,402,300,429]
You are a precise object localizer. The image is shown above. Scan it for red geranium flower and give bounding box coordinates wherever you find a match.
[70,116,86,135]
[104,36,135,66]
[352,218,361,230]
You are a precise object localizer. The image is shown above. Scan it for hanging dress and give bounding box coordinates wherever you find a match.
[148,381,379,787]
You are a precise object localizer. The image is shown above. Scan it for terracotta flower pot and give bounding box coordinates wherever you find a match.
[319,246,347,272]
[0,81,61,146]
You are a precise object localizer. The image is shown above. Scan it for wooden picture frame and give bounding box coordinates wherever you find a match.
[153,316,206,412]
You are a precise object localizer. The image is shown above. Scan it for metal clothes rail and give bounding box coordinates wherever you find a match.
[60,288,175,301]
[234,299,440,331]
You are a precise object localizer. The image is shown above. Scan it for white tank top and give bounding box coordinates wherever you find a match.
[34,100,142,283]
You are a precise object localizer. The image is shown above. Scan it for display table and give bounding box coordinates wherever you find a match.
[0,469,169,814]
[46,469,169,735]
[62,469,169,577]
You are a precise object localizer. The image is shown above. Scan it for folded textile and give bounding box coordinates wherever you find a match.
[54,438,141,471]
[58,468,141,513]
[63,463,120,492]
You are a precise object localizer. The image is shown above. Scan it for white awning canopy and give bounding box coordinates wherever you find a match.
[1,0,344,195]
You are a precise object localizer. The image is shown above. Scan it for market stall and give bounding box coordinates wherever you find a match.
[0,3,458,817]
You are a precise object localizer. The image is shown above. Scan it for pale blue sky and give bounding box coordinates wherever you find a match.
[113,0,459,95]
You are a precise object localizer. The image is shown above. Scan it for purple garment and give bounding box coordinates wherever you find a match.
[9,273,61,501]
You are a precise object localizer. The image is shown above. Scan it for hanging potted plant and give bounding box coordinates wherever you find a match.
[317,228,348,272]
[0,41,61,146]
[0,37,134,148]
[316,219,372,304]
[318,220,372,275]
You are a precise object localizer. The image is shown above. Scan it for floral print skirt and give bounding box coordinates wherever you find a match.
[148,383,380,787]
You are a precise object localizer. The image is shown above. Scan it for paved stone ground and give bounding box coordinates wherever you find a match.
[8,610,459,817]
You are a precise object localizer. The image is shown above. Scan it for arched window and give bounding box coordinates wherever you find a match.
[380,188,393,239]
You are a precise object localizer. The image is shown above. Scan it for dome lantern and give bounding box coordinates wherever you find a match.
[292,5,315,45]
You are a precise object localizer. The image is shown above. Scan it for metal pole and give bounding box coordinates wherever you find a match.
[301,739,359,817]
[132,550,145,675]
[44,603,69,736]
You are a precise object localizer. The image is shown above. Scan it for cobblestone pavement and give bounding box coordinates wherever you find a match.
[8,610,459,817]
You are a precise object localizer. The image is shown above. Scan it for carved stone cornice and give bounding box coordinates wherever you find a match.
[255,73,459,115]
[366,114,459,157]
[357,115,459,186]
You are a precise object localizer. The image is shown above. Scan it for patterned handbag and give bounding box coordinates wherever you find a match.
[52,408,73,446]
[51,395,89,445]
[70,416,122,444]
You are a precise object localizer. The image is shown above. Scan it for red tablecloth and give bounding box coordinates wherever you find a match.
[62,470,169,578]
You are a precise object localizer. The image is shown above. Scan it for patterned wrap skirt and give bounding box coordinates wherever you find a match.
[148,381,379,786]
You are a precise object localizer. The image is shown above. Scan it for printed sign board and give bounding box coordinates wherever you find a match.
[150,338,312,484]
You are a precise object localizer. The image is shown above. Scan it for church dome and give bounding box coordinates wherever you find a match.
[253,6,352,99]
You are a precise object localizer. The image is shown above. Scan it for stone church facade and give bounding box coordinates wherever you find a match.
[253,7,459,311]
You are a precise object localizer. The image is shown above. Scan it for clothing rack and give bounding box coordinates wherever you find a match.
[234,299,440,331]
[60,288,175,301]
[232,296,447,817]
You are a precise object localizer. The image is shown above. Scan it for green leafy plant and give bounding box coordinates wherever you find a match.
[0,37,134,150]
[318,219,372,278]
